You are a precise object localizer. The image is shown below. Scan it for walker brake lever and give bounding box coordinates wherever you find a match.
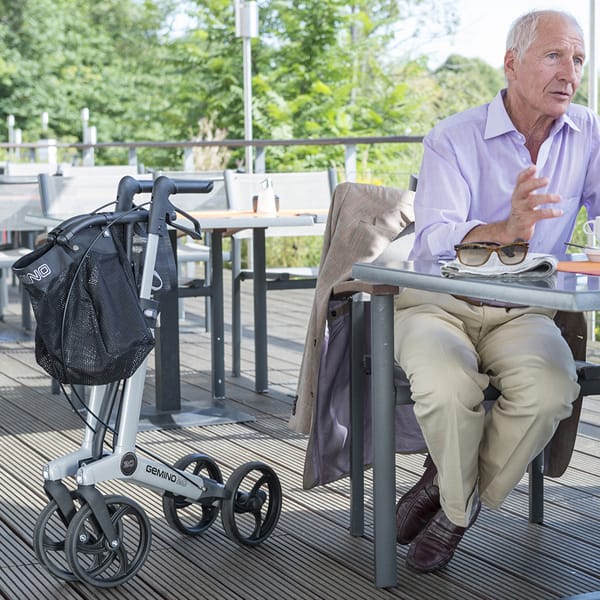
[165,207,202,240]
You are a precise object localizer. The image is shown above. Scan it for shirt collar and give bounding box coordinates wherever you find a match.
[484,89,580,140]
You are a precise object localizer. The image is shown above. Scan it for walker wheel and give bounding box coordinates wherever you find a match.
[64,494,151,588]
[32,491,83,581]
[221,461,282,546]
[163,453,223,535]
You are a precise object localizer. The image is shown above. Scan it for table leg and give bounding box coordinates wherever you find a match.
[253,228,268,393]
[370,294,397,588]
[210,231,226,399]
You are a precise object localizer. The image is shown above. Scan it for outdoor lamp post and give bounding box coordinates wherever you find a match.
[235,0,258,173]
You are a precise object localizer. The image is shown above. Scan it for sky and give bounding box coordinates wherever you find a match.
[406,0,592,68]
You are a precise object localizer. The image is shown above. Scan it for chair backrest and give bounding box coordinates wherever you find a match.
[38,170,152,218]
[58,164,141,178]
[152,170,227,212]
[224,168,337,238]
[3,162,58,176]
[408,173,418,192]
[0,176,41,231]
[225,169,336,210]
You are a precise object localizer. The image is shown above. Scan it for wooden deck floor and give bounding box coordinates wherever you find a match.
[1,271,600,599]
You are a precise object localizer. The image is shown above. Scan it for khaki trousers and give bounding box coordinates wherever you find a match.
[393,289,579,527]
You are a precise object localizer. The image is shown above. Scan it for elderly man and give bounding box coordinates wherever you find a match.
[394,9,600,573]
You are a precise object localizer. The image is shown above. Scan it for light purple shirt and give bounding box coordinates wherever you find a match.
[410,89,600,260]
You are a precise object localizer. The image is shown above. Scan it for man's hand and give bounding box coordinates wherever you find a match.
[505,165,562,241]
[461,165,562,245]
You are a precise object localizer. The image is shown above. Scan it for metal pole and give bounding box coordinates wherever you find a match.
[235,1,258,174]
[243,35,253,173]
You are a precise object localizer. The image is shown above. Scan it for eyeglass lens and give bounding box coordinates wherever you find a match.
[456,243,528,266]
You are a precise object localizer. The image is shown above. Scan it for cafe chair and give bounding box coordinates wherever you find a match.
[37,169,149,219]
[224,168,337,378]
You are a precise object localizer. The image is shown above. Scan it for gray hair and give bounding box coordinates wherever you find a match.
[506,10,584,61]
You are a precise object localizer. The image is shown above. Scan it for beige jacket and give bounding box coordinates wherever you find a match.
[290,181,414,434]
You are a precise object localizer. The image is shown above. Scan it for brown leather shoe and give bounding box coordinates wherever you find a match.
[396,456,440,544]
[406,502,481,573]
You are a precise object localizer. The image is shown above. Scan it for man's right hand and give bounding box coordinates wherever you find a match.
[504,165,563,241]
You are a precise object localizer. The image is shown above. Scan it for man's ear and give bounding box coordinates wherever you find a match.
[504,49,517,81]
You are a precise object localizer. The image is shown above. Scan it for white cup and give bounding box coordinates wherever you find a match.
[582,216,600,246]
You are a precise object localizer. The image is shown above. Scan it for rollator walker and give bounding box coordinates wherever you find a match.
[14,176,282,588]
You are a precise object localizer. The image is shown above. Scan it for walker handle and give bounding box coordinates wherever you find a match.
[149,176,214,240]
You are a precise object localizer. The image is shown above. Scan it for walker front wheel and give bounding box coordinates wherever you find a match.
[65,494,151,588]
[221,461,282,546]
[33,492,83,581]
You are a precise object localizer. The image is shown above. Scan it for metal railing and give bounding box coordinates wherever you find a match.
[0,134,424,184]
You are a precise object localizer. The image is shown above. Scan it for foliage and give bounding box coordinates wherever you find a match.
[432,55,505,120]
[0,0,464,175]
[0,1,176,142]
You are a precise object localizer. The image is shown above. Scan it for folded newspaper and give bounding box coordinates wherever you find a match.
[441,252,558,279]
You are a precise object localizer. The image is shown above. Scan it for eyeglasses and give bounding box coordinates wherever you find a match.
[453,241,529,267]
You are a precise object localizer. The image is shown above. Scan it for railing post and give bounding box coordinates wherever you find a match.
[255,146,266,173]
[345,143,357,181]
[128,147,138,167]
[14,129,21,161]
[37,138,57,167]
[82,125,96,166]
[183,146,194,171]
[7,114,14,160]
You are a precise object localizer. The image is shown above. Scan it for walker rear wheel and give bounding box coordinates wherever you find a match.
[162,453,223,535]
[65,494,151,588]
[33,492,83,581]
[221,461,282,546]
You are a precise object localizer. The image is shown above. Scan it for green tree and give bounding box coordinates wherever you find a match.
[432,55,505,119]
[0,0,484,179]
[0,0,183,164]
[174,0,458,178]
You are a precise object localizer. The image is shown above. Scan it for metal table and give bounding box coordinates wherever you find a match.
[351,245,600,588]
[159,209,319,400]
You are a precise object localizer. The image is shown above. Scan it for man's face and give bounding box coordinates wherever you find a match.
[505,15,585,121]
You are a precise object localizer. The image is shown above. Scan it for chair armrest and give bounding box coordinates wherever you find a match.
[332,279,399,298]
[575,360,600,396]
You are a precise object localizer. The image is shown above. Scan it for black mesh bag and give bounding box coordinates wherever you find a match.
[12,221,155,385]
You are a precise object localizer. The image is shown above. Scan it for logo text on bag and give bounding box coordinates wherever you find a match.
[25,264,52,283]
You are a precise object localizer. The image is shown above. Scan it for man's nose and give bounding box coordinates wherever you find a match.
[558,57,580,83]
